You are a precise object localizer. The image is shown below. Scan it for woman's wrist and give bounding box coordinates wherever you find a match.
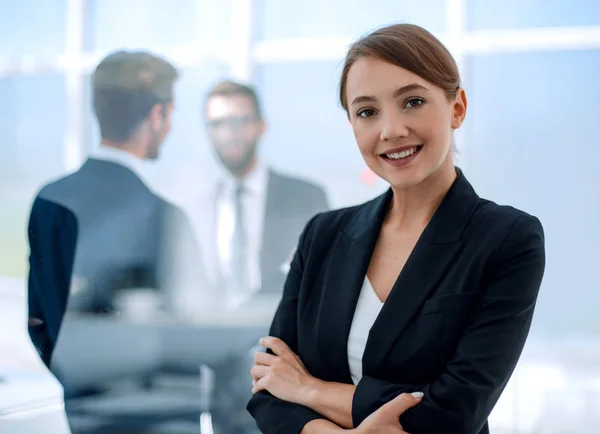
[297,376,325,407]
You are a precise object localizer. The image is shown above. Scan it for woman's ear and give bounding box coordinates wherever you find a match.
[451,88,467,130]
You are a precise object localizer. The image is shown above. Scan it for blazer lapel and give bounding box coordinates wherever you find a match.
[363,170,480,372]
[316,190,392,383]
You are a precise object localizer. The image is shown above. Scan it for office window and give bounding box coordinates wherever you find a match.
[0,74,67,183]
[84,0,233,52]
[463,50,600,336]
[254,62,385,207]
[467,0,600,31]
[254,0,446,41]
[0,73,66,277]
[82,74,97,155]
[0,0,67,59]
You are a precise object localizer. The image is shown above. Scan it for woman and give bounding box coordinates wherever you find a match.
[247,23,545,434]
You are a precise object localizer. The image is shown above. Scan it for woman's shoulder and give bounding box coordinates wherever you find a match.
[469,198,544,256]
[474,198,543,233]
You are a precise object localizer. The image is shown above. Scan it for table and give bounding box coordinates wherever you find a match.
[51,294,280,390]
[0,370,71,434]
[0,276,72,434]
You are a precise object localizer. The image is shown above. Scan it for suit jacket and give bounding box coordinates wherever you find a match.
[196,169,328,432]
[27,158,203,365]
[200,169,329,296]
[247,169,546,434]
[27,197,78,367]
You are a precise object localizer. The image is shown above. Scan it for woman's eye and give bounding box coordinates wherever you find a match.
[405,98,424,109]
[357,108,376,118]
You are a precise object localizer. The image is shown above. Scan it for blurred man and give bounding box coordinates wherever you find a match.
[193,81,328,433]
[27,51,202,367]
[198,80,329,308]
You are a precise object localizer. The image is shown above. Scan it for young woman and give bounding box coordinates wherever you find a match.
[247,23,545,434]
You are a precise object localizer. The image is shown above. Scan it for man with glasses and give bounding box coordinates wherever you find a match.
[199,80,329,307]
[194,80,329,433]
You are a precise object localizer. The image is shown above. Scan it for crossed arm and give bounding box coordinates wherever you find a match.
[251,336,356,430]
[247,215,545,434]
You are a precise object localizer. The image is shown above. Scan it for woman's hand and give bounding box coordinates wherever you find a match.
[251,336,320,405]
[352,392,423,434]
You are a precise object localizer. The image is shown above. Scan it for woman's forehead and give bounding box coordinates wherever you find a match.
[346,57,432,100]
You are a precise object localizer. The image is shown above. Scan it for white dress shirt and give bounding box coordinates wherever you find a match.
[216,163,269,307]
[347,277,384,385]
[89,145,149,186]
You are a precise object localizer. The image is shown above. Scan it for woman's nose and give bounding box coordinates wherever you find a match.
[379,113,410,142]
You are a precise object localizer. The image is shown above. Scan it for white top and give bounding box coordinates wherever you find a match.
[347,277,384,385]
[216,162,269,307]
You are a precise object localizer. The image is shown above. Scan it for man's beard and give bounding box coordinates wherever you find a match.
[214,141,258,176]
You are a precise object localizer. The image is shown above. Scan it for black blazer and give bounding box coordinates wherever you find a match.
[247,170,545,434]
[28,158,203,364]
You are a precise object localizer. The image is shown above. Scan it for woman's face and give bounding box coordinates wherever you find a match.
[345,56,466,189]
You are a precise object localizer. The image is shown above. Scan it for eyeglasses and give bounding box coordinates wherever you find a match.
[206,115,258,130]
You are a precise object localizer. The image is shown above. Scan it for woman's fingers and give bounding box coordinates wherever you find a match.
[250,364,270,381]
[254,351,278,366]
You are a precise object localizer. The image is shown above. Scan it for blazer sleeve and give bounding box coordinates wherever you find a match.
[352,215,546,434]
[27,197,78,367]
[247,214,325,434]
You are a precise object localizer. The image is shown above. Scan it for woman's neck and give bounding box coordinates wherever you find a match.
[387,164,457,231]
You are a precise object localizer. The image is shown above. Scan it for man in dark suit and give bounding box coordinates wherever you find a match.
[27,51,202,368]
[198,80,329,307]
[194,81,329,433]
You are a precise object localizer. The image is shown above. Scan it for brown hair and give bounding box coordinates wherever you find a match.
[93,50,179,142]
[204,80,263,120]
[339,24,461,112]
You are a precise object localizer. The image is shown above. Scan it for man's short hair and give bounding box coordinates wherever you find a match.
[93,50,179,142]
[204,80,263,120]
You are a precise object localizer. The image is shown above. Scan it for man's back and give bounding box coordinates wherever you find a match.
[37,158,191,312]
[39,158,204,312]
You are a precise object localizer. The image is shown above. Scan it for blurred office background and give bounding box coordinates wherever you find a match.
[1,0,600,433]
